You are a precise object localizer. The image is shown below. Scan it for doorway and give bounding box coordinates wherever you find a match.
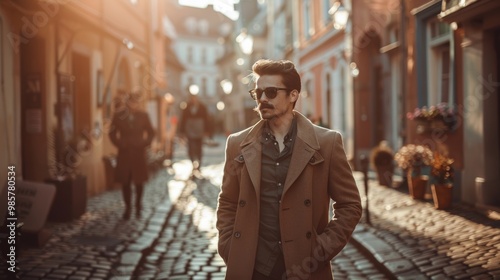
[20,38,47,181]
[72,52,91,138]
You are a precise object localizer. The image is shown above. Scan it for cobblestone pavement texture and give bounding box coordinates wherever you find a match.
[7,135,500,279]
[352,173,500,280]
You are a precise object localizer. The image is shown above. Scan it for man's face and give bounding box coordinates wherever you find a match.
[254,75,297,120]
[126,94,141,111]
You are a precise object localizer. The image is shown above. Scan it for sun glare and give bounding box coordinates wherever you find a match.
[178,0,239,20]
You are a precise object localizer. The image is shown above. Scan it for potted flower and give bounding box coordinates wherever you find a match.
[369,141,394,187]
[394,144,433,199]
[406,102,456,134]
[45,128,88,222]
[430,151,454,209]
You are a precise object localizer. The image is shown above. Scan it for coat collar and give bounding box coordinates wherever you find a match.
[240,111,320,150]
[239,111,321,197]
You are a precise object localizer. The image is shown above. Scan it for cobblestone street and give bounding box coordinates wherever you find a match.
[133,149,387,279]
[6,135,500,279]
[9,136,387,279]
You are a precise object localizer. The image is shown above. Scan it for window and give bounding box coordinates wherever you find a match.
[199,19,209,35]
[187,46,193,64]
[426,18,453,105]
[303,0,314,39]
[185,17,197,34]
[285,13,293,52]
[339,68,346,133]
[186,76,194,89]
[387,24,399,45]
[322,0,333,25]
[201,77,207,96]
[201,47,206,65]
[302,79,314,117]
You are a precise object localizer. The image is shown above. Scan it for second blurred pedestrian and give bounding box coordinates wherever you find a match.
[178,92,212,175]
[109,91,155,220]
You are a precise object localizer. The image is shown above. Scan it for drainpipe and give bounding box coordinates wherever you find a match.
[400,0,407,145]
[54,17,65,174]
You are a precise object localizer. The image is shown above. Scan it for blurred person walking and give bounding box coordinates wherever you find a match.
[109,91,155,220]
[178,92,212,176]
[216,59,362,279]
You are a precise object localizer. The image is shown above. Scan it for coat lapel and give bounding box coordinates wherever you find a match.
[241,142,262,197]
[240,120,265,198]
[283,112,321,195]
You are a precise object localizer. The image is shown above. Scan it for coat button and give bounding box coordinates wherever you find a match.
[309,156,315,163]
[239,155,244,161]
[304,199,311,206]
[234,232,241,238]
[239,200,246,207]
[306,231,311,239]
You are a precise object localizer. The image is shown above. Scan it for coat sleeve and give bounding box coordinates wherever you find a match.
[317,132,362,260]
[142,112,155,147]
[109,114,122,149]
[216,135,240,263]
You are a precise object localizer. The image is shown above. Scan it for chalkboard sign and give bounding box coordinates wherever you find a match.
[0,181,56,232]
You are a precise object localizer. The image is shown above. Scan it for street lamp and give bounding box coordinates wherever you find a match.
[236,29,254,55]
[220,79,233,95]
[164,92,174,104]
[350,62,360,78]
[329,1,350,30]
[216,101,225,111]
[189,84,200,95]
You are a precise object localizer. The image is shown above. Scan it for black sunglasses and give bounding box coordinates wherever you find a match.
[248,87,289,100]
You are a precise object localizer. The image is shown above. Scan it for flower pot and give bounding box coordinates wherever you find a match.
[45,175,87,222]
[431,184,453,210]
[376,165,393,187]
[408,171,428,200]
[430,119,449,133]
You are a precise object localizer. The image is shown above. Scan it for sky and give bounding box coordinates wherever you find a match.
[178,0,240,20]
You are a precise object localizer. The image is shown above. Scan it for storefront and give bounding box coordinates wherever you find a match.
[440,0,500,209]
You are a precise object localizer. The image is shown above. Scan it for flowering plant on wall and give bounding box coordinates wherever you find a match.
[406,102,456,122]
[406,103,457,132]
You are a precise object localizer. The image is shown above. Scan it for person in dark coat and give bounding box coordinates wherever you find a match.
[109,91,155,220]
[178,93,212,175]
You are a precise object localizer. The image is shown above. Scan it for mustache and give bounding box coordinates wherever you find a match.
[258,103,274,110]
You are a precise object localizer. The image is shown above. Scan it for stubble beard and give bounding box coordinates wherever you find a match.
[258,107,288,121]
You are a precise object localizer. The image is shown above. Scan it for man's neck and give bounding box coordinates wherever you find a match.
[268,111,294,139]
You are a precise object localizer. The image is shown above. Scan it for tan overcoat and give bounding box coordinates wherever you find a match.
[216,112,362,280]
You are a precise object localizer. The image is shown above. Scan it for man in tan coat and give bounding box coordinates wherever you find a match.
[216,59,362,280]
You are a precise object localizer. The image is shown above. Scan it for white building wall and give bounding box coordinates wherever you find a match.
[174,37,223,98]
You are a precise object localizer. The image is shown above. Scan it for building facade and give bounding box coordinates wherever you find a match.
[225,0,499,211]
[164,0,234,126]
[0,0,173,196]
[293,0,355,160]
[438,0,500,209]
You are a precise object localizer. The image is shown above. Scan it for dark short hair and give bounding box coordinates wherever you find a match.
[251,59,301,95]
